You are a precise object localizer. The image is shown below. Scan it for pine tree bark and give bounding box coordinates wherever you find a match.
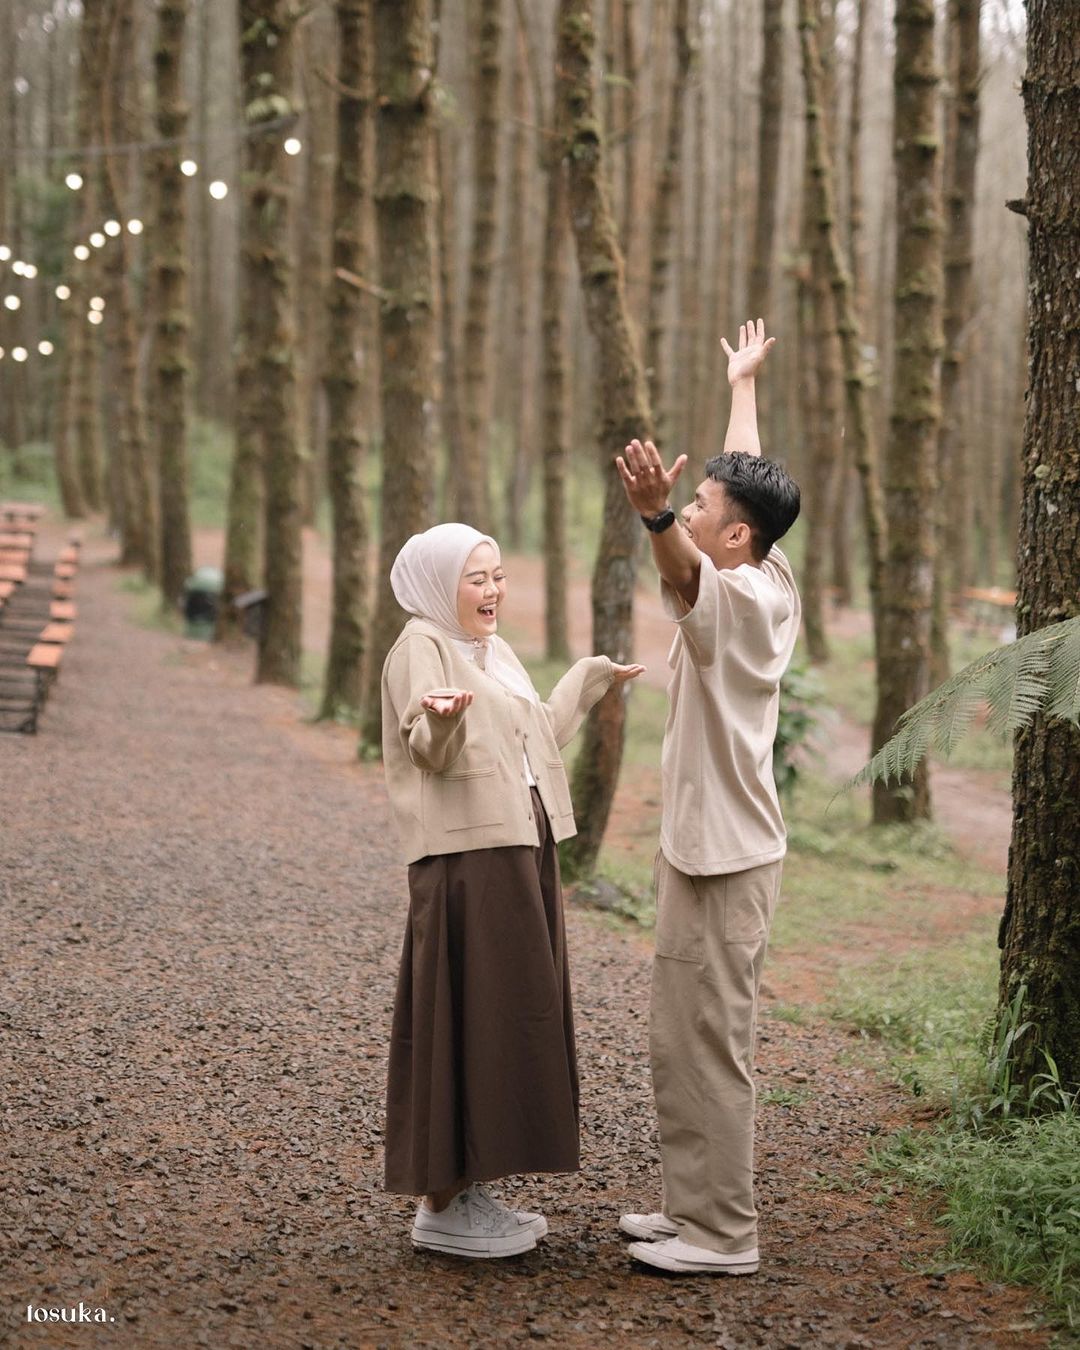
[238,1,304,687]
[540,158,571,664]
[931,0,981,683]
[153,0,195,602]
[359,0,438,752]
[998,0,1080,1094]
[749,0,785,319]
[870,0,943,824]
[319,0,373,721]
[644,0,691,444]
[797,0,887,636]
[454,0,504,531]
[72,0,107,511]
[556,0,655,877]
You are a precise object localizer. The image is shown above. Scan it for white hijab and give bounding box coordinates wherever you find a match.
[390,523,540,705]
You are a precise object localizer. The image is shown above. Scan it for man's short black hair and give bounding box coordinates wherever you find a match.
[703,452,801,561]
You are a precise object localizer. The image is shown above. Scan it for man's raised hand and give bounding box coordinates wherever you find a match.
[720,317,776,387]
[615,438,687,516]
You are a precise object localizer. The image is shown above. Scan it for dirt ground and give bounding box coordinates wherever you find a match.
[0,520,1047,1349]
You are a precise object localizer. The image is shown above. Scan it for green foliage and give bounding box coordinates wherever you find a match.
[849,617,1080,791]
[773,658,827,801]
[868,1113,1080,1327]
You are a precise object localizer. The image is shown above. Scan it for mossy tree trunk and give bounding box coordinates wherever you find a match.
[749,0,784,468]
[540,134,571,665]
[153,0,193,604]
[358,0,438,752]
[237,0,304,687]
[72,0,106,512]
[797,0,887,648]
[556,0,655,878]
[453,0,504,532]
[998,0,1080,1094]
[643,0,691,444]
[870,0,943,824]
[319,0,374,721]
[931,0,981,684]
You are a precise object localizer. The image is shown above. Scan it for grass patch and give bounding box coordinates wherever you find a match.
[868,1114,1080,1329]
[117,574,184,635]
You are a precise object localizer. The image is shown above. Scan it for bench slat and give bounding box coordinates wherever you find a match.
[27,643,63,670]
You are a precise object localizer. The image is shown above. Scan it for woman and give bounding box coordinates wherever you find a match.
[381,522,643,1258]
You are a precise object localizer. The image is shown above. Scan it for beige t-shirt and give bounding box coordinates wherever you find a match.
[659,545,801,876]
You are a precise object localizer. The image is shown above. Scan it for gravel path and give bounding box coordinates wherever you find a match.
[1,529,1048,1348]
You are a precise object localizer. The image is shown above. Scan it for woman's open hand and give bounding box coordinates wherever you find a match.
[611,663,646,686]
[420,688,474,717]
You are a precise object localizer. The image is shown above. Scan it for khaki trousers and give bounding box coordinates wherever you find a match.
[649,852,782,1254]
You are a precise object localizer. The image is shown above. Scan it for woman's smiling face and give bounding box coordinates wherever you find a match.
[456,542,507,639]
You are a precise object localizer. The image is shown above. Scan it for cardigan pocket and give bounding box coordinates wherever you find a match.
[438,765,504,832]
[543,758,574,818]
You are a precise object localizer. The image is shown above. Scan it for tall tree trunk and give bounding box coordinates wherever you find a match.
[154,0,193,604]
[749,0,785,319]
[319,0,373,721]
[72,0,107,511]
[454,0,504,532]
[931,0,981,683]
[234,2,304,686]
[101,0,155,577]
[797,0,887,637]
[503,15,534,548]
[619,0,639,259]
[540,159,571,664]
[556,0,655,878]
[359,0,438,752]
[997,0,1080,1095]
[871,0,943,824]
[800,0,843,664]
[644,0,691,445]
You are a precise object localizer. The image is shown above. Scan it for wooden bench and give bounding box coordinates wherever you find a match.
[24,641,63,731]
[52,579,74,600]
[58,546,79,566]
[50,600,77,622]
[54,562,77,582]
[0,580,14,602]
[0,562,27,584]
[38,622,73,644]
[0,531,33,550]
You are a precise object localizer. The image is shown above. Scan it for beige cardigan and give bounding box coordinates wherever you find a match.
[381,618,615,863]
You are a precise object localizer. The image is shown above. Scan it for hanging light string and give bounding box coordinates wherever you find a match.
[0,135,305,361]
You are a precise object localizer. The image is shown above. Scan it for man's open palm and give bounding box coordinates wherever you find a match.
[721,317,776,386]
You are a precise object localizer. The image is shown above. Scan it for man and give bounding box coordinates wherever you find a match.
[615,318,801,1275]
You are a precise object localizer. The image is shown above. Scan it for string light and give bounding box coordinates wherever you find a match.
[56,284,71,300]
[104,219,121,236]
[3,295,20,311]
[0,347,5,359]
[89,296,106,312]
[90,231,106,248]
[180,159,198,177]
[12,347,28,362]
[38,340,54,356]
[0,246,9,261]
[284,137,302,156]
[127,219,143,235]
[87,311,103,326]
[11,260,26,276]
[209,180,228,200]
[23,263,37,279]
[73,244,90,260]
[65,172,83,190]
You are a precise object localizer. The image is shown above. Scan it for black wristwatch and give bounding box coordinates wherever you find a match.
[641,508,677,534]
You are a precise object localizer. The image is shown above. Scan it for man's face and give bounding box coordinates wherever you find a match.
[680,478,747,568]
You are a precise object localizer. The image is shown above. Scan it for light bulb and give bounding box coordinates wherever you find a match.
[90,231,105,248]
[104,219,121,236]
[209,180,228,200]
[284,137,302,156]
[12,346,28,362]
[74,245,90,260]
[56,284,71,300]
[3,295,20,311]
[65,172,83,190]
[127,219,144,235]
[38,340,54,356]
[180,159,198,177]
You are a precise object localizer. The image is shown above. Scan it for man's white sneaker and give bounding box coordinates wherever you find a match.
[619,1211,679,1241]
[628,1236,759,1275]
[411,1185,545,1259]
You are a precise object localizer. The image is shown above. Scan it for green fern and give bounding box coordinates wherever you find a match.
[850,616,1080,790]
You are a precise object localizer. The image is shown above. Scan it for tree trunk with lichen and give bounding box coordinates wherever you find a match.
[797,0,887,646]
[749,0,784,325]
[358,0,438,753]
[453,0,503,532]
[237,0,304,687]
[870,0,942,824]
[997,0,1080,1095]
[153,0,192,603]
[319,0,373,721]
[540,157,571,664]
[931,0,981,685]
[644,0,691,444]
[556,0,655,878]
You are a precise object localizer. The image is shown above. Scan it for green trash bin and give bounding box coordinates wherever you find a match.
[182,566,223,639]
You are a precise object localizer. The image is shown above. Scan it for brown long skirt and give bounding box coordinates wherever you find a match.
[384,789,580,1196]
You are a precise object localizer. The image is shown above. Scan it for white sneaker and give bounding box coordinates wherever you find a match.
[619,1211,679,1240]
[628,1236,759,1275]
[411,1185,544,1259]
